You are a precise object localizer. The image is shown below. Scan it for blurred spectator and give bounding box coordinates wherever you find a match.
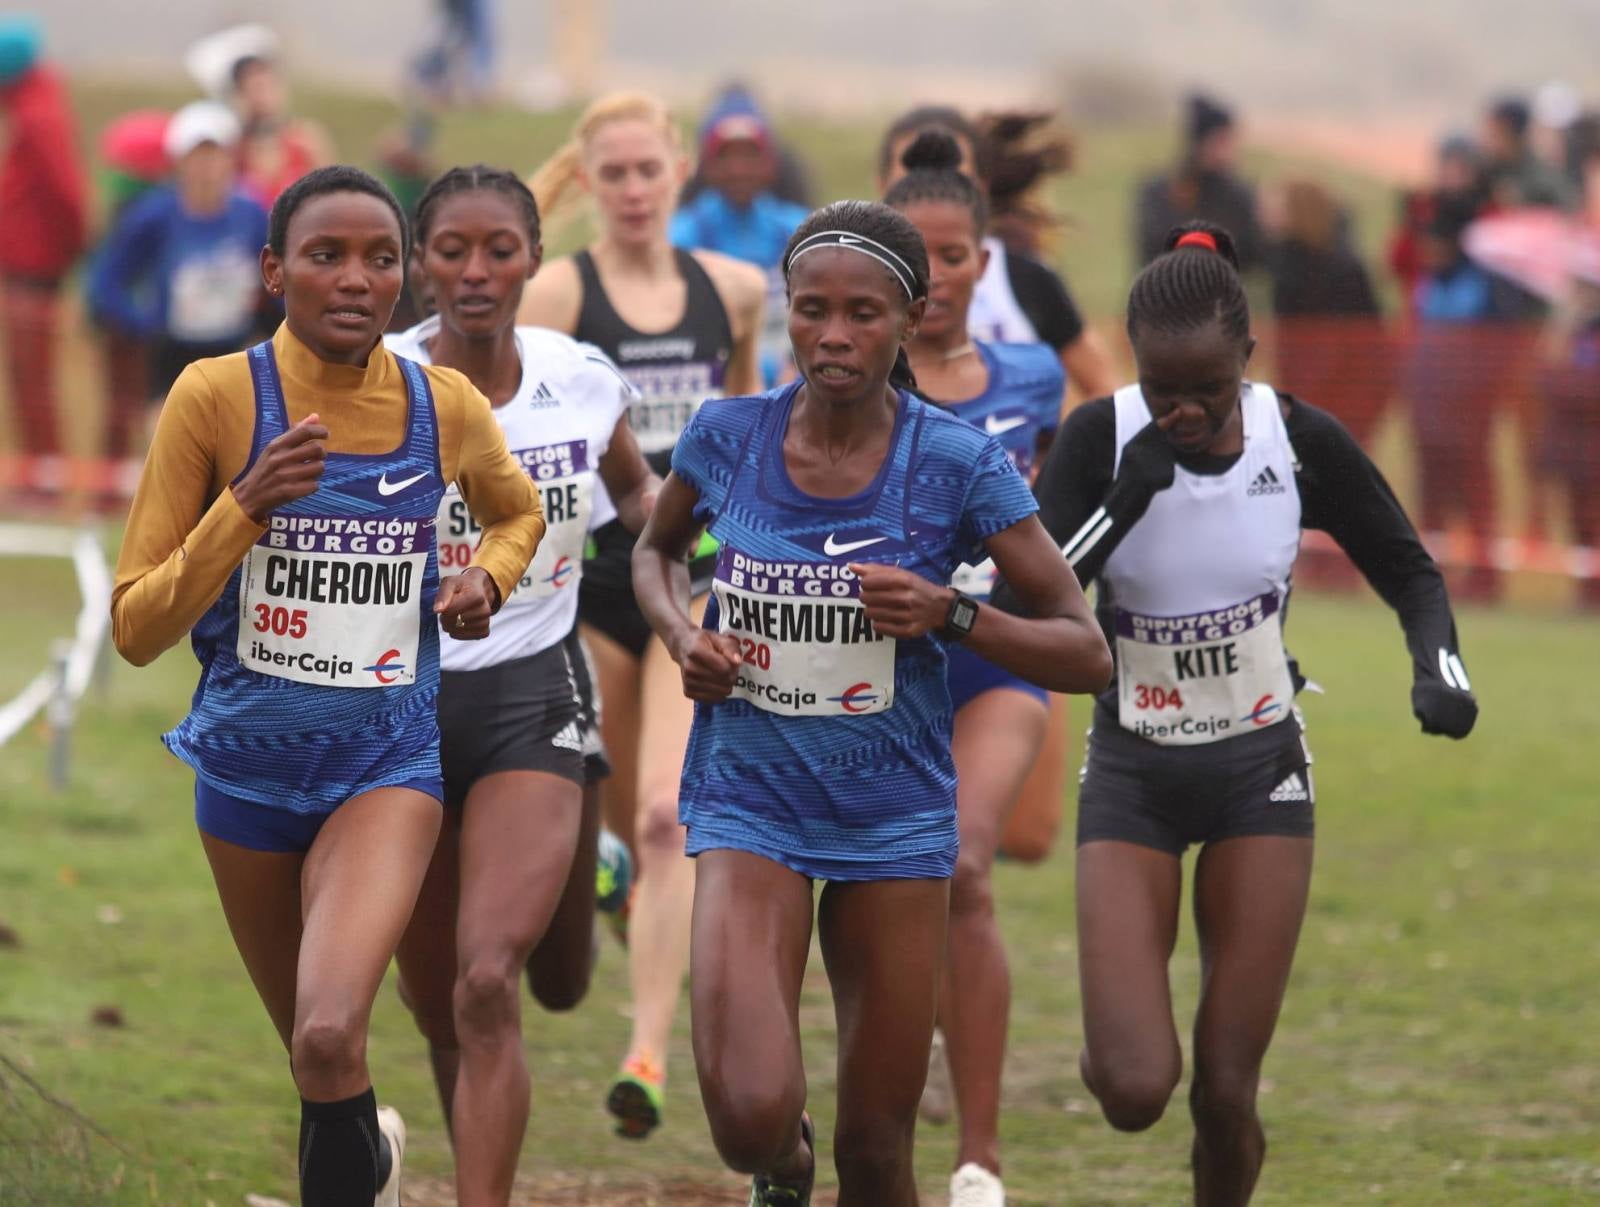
[94,109,173,472]
[185,25,333,209]
[1532,80,1581,173]
[1267,179,1379,320]
[0,15,87,467]
[412,0,497,105]
[671,96,809,384]
[1403,195,1520,601]
[88,102,269,421]
[1481,96,1574,211]
[1389,135,1489,319]
[1265,179,1387,447]
[680,83,814,210]
[1567,112,1600,226]
[1537,253,1600,610]
[1134,93,1263,270]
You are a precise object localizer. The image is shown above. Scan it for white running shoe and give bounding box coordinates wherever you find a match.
[949,1162,1005,1207]
[374,1105,406,1207]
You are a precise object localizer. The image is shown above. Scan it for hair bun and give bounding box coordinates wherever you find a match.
[900,128,964,174]
[1162,220,1240,270]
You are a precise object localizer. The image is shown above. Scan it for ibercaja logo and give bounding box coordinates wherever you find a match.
[364,649,407,684]
[827,682,880,714]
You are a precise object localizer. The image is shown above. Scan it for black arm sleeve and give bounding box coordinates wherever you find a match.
[1288,396,1466,688]
[993,398,1160,612]
[1006,251,1086,351]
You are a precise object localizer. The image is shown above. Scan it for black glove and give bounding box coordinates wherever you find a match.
[1115,419,1180,497]
[1412,679,1477,739]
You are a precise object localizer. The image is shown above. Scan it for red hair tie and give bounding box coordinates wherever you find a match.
[1175,231,1218,253]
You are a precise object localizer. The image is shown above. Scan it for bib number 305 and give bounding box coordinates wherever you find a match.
[252,604,308,639]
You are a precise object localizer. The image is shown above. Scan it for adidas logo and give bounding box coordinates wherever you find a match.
[530,381,559,409]
[1247,465,1287,497]
[1268,772,1310,803]
[552,721,583,752]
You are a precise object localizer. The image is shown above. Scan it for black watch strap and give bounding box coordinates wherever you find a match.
[938,591,980,642]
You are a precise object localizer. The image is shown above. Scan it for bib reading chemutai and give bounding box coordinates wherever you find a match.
[712,546,895,717]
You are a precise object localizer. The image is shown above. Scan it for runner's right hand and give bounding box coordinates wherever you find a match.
[231,414,329,524]
[673,629,742,702]
[1116,412,1182,496]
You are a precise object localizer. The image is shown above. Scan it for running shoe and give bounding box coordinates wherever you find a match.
[748,1112,814,1206]
[595,827,633,914]
[949,1162,1005,1207]
[919,1028,952,1125]
[606,1050,665,1139]
[374,1105,406,1207]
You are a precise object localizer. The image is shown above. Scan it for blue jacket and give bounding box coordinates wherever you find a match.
[89,186,268,342]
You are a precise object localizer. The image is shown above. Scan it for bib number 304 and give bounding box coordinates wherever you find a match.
[1132,684,1184,710]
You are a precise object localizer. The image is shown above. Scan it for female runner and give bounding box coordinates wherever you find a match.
[634,200,1111,1205]
[110,165,543,1205]
[519,90,766,1138]
[879,103,1115,866]
[1013,221,1477,1204]
[385,165,659,1203]
[885,129,1065,1207]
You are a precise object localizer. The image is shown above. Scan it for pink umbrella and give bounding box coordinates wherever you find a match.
[1464,207,1598,301]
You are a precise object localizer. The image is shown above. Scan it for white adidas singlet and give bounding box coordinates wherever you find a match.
[967,236,1039,345]
[385,319,635,671]
[1101,382,1302,746]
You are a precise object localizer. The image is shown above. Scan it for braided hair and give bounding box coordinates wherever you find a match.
[1125,220,1250,346]
[883,129,988,234]
[269,165,410,260]
[414,164,541,249]
[781,200,930,394]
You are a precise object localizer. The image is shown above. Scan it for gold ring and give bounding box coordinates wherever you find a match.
[454,614,465,629]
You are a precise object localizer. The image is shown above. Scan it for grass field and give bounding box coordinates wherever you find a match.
[2,537,1597,1205]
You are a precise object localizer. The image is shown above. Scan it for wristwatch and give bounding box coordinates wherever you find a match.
[938,590,980,642]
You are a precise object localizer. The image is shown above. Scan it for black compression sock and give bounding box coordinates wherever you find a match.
[298,1087,380,1206]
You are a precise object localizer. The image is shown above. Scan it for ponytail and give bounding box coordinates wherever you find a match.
[526,140,585,240]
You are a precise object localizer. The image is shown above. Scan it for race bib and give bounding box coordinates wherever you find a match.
[621,362,720,455]
[170,246,259,343]
[1115,593,1293,746]
[236,514,432,688]
[712,547,896,717]
[437,440,593,602]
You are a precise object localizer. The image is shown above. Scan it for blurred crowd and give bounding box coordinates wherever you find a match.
[1132,89,1600,606]
[0,14,1595,605]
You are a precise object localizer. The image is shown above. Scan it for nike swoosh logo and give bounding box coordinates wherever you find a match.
[376,470,430,496]
[837,234,861,244]
[823,534,888,556]
[985,414,1027,435]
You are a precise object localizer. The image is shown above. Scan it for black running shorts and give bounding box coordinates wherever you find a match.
[438,642,587,805]
[1076,711,1314,855]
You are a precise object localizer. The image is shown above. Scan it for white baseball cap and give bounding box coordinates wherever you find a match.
[163,101,242,159]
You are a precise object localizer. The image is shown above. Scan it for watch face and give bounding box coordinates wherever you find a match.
[953,598,979,631]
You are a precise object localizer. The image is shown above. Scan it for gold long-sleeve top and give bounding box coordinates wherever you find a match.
[112,324,544,666]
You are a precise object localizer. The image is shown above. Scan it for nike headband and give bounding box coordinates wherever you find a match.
[785,230,921,300]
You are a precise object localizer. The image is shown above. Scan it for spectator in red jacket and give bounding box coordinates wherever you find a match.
[0,16,87,470]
